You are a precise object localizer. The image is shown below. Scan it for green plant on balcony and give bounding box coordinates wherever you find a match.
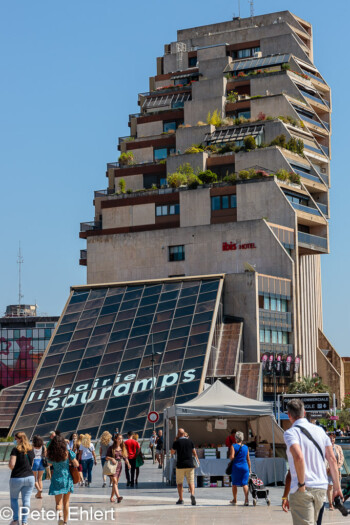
[223,173,237,184]
[167,172,188,188]
[119,151,134,166]
[227,91,238,103]
[207,109,222,128]
[185,144,204,154]
[217,142,238,154]
[275,169,289,181]
[243,135,257,151]
[205,144,218,153]
[222,117,235,126]
[238,170,250,180]
[118,178,126,193]
[158,159,167,165]
[281,63,291,71]
[187,174,202,189]
[126,188,133,194]
[250,95,263,99]
[197,170,217,184]
[289,172,301,184]
[197,121,207,126]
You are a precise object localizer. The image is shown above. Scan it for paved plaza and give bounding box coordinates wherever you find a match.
[0,462,347,524]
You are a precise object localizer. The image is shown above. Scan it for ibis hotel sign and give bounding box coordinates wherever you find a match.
[223,242,256,251]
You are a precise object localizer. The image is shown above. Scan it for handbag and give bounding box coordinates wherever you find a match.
[103,459,117,476]
[69,464,80,484]
[41,446,48,468]
[135,453,144,468]
[225,444,243,476]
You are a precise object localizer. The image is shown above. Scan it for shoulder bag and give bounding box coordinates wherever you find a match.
[294,425,324,460]
[41,445,48,468]
[68,451,80,484]
[225,444,243,476]
[103,459,118,476]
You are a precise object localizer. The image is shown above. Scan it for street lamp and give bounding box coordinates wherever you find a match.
[261,353,301,415]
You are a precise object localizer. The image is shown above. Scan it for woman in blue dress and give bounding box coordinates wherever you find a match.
[47,435,79,525]
[229,431,251,506]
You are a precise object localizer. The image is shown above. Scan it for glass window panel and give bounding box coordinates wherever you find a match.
[45,354,63,367]
[92,323,113,336]
[100,303,122,316]
[152,320,172,333]
[97,363,120,377]
[58,418,81,433]
[169,326,190,339]
[129,325,150,338]
[190,322,211,335]
[96,314,116,326]
[112,319,133,332]
[172,316,192,329]
[72,328,93,341]
[38,409,62,425]
[59,360,81,374]
[54,373,76,387]
[61,405,84,420]
[197,291,218,303]
[124,346,144,358]
[276,299,281,312]
[120,299,140,312]
[163,349,186,363]
[154,148,168,160]
[116,309,137,321]
[175,306,195,318]
[87,334,109,347]
[75,368,96,381]
[159,291,179,302]
[264,296,270,310]
[136,304,157,317]
[195,301,215,313]
[105,341,126,353]
[222,195,229,209]
[124,287,143,298]
[126,403,149,420]
[150,330,167,343]
[180,285,199,297]
[188,333,209,346]
[166,338,188,351]
[89,288,107,300]
[84,345,105,358]
[68,338,89,351]
[56,322,77,334]
[119,358,141,372]
[133,315,154,327]
[61,312,81,324]
[101,351,123,365]
[160,360,182,374]
[211,196,221,211]
[33,377,55,390]
[80,307,101,321]
[177,379,201,396]
[155,384,177,400]
[107,396,130,411]
[126,335,148,349]
[37,365,57,378]
[283,332,288,344]
[281,300,287,312]
[84,298,104,310]
[185,344,207,358]
[193,311,213,324]
[103,294,123,307]
[260,329,265,343]
[103,408,127,424]
[75,317,96,331]
[21,401,45,416]
[270,298,277,311]
[83,399,108,415]
[144,341,166,356]
[80,356,101,369]
[129,389,154,407]
[156,206,162,217]
[177,295,197,308]
[153,310,173,323]
[200,280,219,293]
[182,357,204,370]
[230,195,237,208]
[271,331,278,344]
[54,332,73,344]
[157,300,177,312]
[107,286,126,297]
[264,330,271,343]
[70,292,89,304]
[122,416,146,433]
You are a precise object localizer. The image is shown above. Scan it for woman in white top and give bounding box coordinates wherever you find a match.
[32,435,47,499]
[78,434,97,487]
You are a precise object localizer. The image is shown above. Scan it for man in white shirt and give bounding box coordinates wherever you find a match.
[284,399,342,525]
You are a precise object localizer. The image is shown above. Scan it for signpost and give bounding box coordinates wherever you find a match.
[147,411,159,424]
[278,393,330,425]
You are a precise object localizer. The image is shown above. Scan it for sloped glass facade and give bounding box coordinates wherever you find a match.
[13,277,222,439]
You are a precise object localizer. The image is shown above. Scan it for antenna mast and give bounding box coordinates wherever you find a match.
[249,0,254,17]
[17,243,24,313]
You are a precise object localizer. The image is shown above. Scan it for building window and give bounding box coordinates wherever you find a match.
[263,295,287,312]
[163,121,177,132]
[211,195,237,211]
[260,330,289,344]
[154,147,176,161]
[188,56,197,67]
[231,46,260,59]
[169,245,185,262]
[156,204,180,216]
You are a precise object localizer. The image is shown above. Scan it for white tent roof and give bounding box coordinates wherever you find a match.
[166,380,274,418]
[164,380,285,445]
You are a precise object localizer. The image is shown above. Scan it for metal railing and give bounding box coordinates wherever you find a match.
[80,221,102,232]
[298,231,328,249]
[317,202,328,216]
[260,343,293,354]
[291,202,322,216]
[94,189,114,198]
[259,310,292,329]
[293,168,321,183]
[107,159,160,170]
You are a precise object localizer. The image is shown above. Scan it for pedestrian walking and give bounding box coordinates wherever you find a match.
[225,429,237,448]
[132,433,143,486]
[171,428,199,506]
[124,431,140,487]
[282,471,325,525]
[105,433,130,503]
[229,431,251,506]
[78,434,97,487]
[32,435,46,499]
[149,430,157,463]
[155,430,164,469]
[100,431,113,487]
[76,434,84,486]
[327,432,344,510]
[68,433,78,451]
[8,431,35,525]
[283,399,342,525]
[47,435,79,525]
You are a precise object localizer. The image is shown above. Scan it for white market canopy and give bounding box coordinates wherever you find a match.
[164,380,285,445]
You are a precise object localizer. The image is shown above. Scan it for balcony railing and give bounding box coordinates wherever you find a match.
[291,202,322,216]
[317,203,328,216]
[260,343,293,355]
[80,221,102,232]
[259,310,292,330]
[292,168,321,184]
[94,189,115,198]
[298,232,327,249]
[320,144,329,156]
[80,249,87,260]
[300,68,326,85]
[107,159,161,170]
[299,89,329,108]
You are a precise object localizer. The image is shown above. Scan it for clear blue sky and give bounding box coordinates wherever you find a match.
[0,1,349,356]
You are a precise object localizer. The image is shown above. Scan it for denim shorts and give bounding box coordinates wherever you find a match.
[32,458,45,472]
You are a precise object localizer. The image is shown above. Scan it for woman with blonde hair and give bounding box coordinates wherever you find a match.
[78,433,97,487]
[105,434,130,503]
[100,431,112,487]
[8,431,35,525]
[76,434,84,486]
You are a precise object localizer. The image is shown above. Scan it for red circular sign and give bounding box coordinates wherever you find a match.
[147,411,159,423]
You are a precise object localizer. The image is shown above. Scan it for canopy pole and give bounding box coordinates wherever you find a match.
[271,416,277,487]
[165,411,170,484]
[175,414,178,435]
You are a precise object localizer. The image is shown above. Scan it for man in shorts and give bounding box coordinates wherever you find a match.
[171,428,200,506]
[155,430,164,469]
[149,430,157,463]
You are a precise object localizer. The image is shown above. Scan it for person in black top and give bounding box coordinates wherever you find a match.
[155,430,164,469]
[8,431,35,525]
[171,428,200,506]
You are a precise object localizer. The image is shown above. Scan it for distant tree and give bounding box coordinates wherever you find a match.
[287,376,330,394]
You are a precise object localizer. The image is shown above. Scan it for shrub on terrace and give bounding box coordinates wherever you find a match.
[197,170,218,184]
